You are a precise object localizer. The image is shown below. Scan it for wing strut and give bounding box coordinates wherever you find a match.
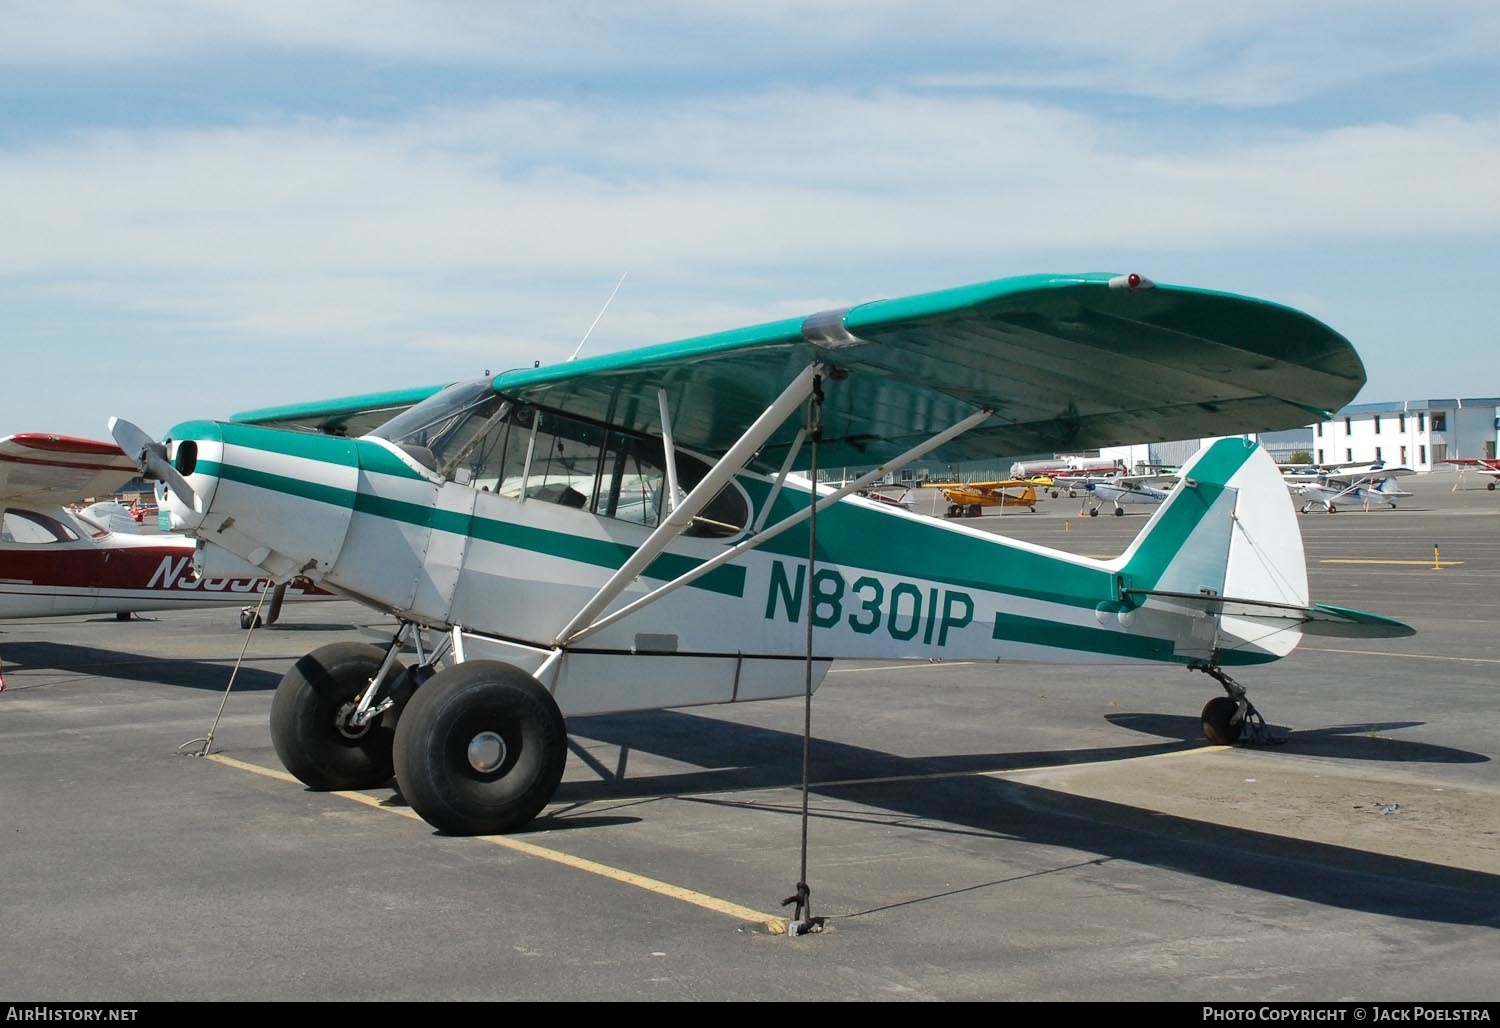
[657,388,681,515]
[552,363,824,645]
[558,404,994,647]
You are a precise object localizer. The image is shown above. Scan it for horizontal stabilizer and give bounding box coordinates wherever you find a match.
[1123,589,1415,639]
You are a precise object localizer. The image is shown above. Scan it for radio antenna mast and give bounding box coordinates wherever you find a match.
[568,272,628,362]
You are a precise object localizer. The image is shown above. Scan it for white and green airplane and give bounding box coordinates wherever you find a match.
[110,271,1413,837]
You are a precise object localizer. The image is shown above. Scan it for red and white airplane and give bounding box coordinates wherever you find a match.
[0,433,330,626]
[1442,457,1500,491]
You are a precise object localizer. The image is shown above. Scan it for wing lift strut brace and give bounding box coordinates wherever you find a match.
[347,364,991,734]
[344,360,994,935]
[547,364,995,653]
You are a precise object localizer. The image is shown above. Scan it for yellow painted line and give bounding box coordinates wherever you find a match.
[204,753,788,933]
[207,753,303,783]
[1318,559,1463,567]
[829,660,980,674]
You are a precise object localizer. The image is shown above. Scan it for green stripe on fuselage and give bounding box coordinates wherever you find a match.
[741,438,1256,612]
[744,481,1112,607]
[992,611,1173,661]
[989,610,1278,666]
[199,458,746,597]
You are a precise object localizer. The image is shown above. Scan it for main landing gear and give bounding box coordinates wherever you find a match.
[1189,661,1272,745]
[269,624,568,835]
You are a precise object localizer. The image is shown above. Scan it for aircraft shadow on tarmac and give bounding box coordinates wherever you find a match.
[553,708,1500,929]
[0,639,282,692]
[1106,712,1490,764]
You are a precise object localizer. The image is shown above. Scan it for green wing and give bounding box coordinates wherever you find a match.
[488,272,1365,472]
[232,384,446,437]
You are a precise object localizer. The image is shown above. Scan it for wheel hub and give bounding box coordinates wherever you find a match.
[467,731,508,773]
[334,700,371,740]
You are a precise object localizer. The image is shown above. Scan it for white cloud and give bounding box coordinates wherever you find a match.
[2,7,1497,435]
[3,96,1496,294]
[7,2,1499,108]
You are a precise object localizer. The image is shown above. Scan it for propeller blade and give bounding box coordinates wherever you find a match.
[108,417,201,514]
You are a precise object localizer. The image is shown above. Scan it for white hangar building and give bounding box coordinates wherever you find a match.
[1311,398,1500,470]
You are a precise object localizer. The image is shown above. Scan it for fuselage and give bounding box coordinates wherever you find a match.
[152,413,1311,717]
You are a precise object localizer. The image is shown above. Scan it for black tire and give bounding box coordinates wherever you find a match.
[1089,508,1099,517]
[1113,507,1125,517]
[270,642,409,790]
[393,661,567,836]
[1488,482,1495,491]
[1201,696,1244,745]
[967,504,982,518]
[240,608,261,630]
[264,582,287,626]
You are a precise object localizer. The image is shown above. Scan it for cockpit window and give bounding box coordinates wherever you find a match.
[370,378,506,474]
[1,509,80,544]
[443,403,748,537]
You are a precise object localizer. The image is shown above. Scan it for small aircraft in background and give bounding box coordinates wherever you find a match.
[1441,457,1500,491]
[1283,462,1415,513]
[857,486,916,512]
[1009,456,1128,497]
[930,478,1040,517]
[0,433,330,627]
[825,477,917,512]
[113,271,1413,840]
[1081,472,1179,517]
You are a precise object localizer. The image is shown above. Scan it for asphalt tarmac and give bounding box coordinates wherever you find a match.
[2,471,1496,1002]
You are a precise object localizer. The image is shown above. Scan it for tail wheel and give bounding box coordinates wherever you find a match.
[270,642,411,790]
[1200,696,1244,745]
[393,661,567,836]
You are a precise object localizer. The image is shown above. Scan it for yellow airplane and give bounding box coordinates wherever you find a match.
[929,478,1042,517]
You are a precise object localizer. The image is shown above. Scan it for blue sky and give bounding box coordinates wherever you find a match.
[4,1,1497,439]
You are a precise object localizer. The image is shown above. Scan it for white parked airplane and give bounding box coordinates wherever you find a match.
[1082,472,1179,517]
[110,271,1412,842]
[1284,463,1415,513]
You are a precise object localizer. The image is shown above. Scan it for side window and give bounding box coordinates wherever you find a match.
[2,509,80,544]
[676,453,749,538]
[598,431,665,527]
[463,406,535,498]
[460,404,747,536]
[527,412,604,509]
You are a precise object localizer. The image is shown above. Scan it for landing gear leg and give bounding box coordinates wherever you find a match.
[269,621,433,789]
[1188,661,1275,745]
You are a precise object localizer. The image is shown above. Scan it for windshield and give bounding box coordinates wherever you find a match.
[370,378,506,473]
